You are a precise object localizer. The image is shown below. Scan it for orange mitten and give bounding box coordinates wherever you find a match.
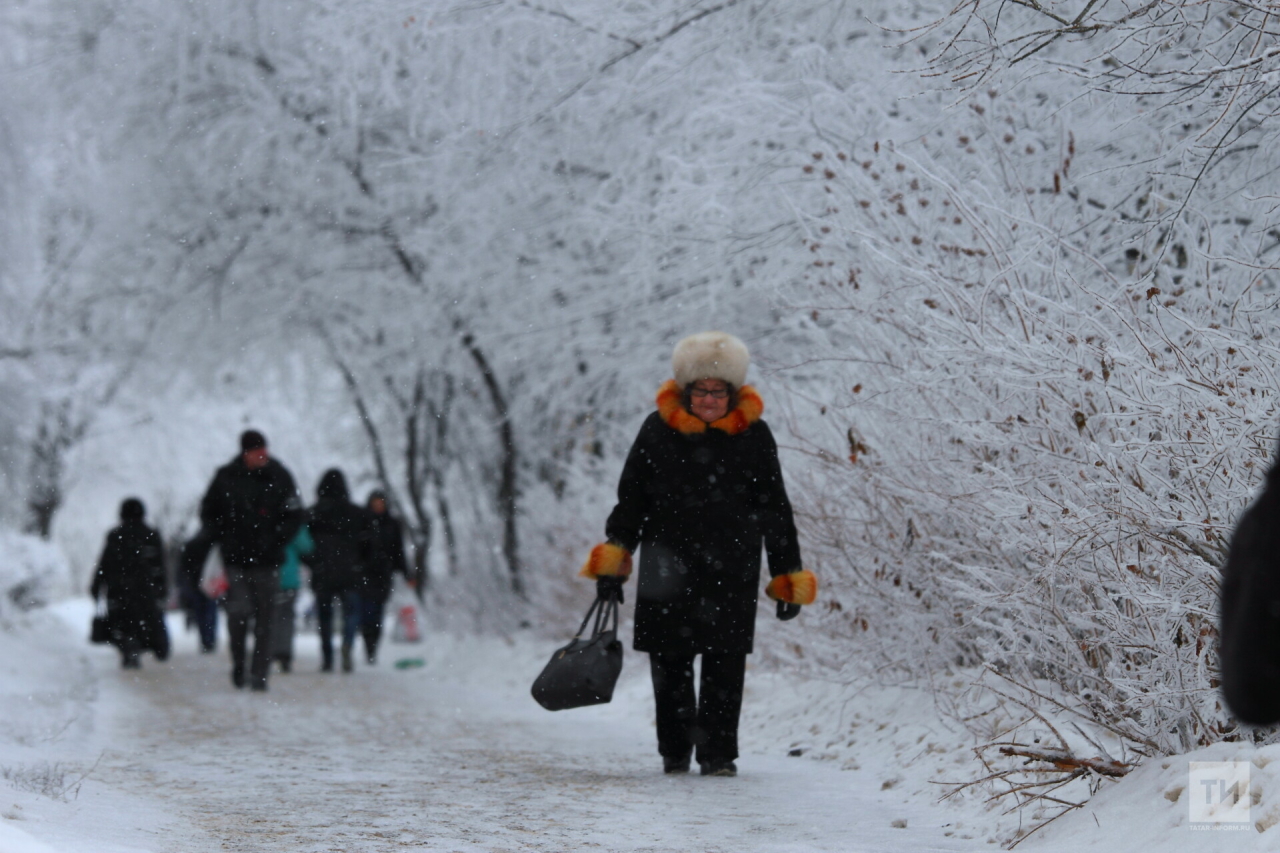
[579,542,633,580]
[766,570,817,605]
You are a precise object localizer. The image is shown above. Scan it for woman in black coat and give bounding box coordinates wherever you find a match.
[581,331,816,777]
[305,469,371,673]
[90,498,170,668]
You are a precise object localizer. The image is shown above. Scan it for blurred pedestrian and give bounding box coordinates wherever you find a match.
[580,332,816,777]
[90,498,170,669]
[306,469,371,673]
[272,524,314,673]
[360,490,410,665]
[1220,439,1280,724]
[178,526,219,653]
[199,429,302,691]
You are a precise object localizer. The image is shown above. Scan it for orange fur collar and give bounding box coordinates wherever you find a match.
[655,379,763,435]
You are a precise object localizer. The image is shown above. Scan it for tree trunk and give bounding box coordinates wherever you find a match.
[23,400,83,539]
[462,334,523,597]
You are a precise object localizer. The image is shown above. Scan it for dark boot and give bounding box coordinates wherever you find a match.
[341,643,354,673]
[663,753,692,774]
[231,661,246,689]
[699,760,737,778]
[277,654,292,674]
[363,623,381,665]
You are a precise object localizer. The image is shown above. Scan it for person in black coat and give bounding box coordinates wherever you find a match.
[1220,438,1280,725]
[90,498,170,669]
[177,526,219,653]
[199,429,302,691]
[305,469,372,673]
[359,490,409,665]
[581,331,817,777]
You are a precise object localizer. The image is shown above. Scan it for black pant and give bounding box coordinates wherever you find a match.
[649,652,746,765]
[225,567,279,688]
[186,586,218,651]
[108,599,166,665]
[359,592,387,659]
[315,588,360,668]
[270,589,298,661]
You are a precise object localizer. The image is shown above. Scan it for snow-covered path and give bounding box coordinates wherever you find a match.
[3,603,983,853]
[12,602,1274,853]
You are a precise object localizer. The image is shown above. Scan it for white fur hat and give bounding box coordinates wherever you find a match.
[672,331,750,388]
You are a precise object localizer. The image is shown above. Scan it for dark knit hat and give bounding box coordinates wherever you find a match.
[317,468,350,503]
[240,429,267,452]
[120,498,146,521]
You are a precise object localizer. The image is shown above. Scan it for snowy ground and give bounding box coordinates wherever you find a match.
[0,600,1276,852]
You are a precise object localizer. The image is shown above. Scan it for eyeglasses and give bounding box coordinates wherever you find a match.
[690,388,729,399]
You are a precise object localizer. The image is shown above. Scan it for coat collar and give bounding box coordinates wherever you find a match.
[656,379,763,436]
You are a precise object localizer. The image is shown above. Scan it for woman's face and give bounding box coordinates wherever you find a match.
[689,379,730,423]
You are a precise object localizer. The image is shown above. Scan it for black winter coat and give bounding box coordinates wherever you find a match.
[178,527,217,591]
[91,520,167,605]
[364,512,408,601]
[1220,445,1280,725]
[200,456,302,569]
[90,520,170,656]
[305,472,373,596]
[605,390,802,655]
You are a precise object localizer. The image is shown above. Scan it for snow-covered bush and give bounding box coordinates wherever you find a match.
[779,20,1280,764]
[0,531,74,621]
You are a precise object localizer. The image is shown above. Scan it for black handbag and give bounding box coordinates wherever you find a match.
[532,595,623,711]
[90,603,111,645]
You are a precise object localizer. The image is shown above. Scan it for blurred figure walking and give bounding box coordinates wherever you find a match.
[360,490,410,665]
[1220,439,1280,724]
[200,430,302,691]
[90,498,170,669]
[178,526,219,653]
[272,524,314,673]
[306,469,371,673]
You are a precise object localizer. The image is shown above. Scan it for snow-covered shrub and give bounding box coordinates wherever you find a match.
[780,55,1280,763]
[0,530,74,620]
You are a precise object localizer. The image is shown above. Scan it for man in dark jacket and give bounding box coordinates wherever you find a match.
[90,498,169,669]
[359,490,409,664]
[200,430,302,691]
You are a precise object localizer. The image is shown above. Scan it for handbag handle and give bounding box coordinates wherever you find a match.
[592,596,619,637]
[572,596,620,641]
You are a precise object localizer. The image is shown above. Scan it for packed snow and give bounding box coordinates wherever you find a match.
[0,577,1276,851]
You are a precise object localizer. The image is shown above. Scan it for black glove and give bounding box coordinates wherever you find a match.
[776,601,801,621]
[597,576,625,604]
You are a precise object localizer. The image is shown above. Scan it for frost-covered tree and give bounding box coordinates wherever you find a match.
[21,0,872,610]
[0,0,174,535]
[775,0,1280,795]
